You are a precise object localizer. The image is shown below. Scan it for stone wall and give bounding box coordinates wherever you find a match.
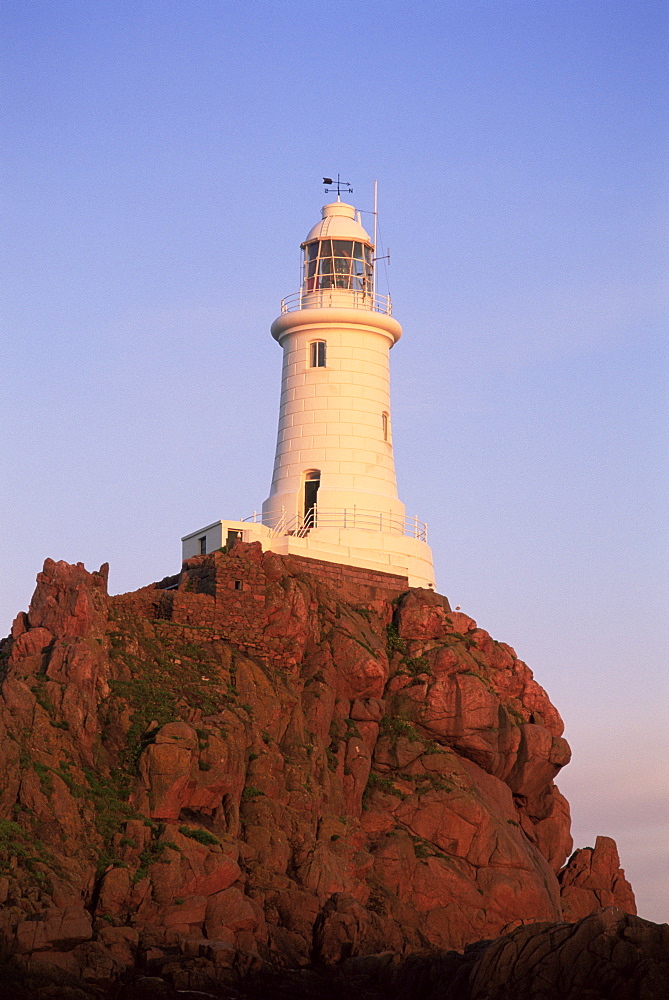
[281,552,409,603]
[110,545,411,667]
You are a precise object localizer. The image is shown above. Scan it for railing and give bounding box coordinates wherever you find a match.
[243,506,428,543]
[280,289,393,316]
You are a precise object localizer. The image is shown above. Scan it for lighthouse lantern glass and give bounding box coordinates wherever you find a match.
[303,239,372,293]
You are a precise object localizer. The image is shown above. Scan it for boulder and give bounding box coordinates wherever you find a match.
[15,907,92,953]
[392,908,669,1000]
[559,835,637,919]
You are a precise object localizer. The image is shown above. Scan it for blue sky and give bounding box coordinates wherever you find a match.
[1,1,667,921]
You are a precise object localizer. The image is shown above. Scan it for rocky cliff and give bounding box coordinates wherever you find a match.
[0,544,655,996]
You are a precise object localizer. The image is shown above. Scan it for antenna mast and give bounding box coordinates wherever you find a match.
[373,179,378,299]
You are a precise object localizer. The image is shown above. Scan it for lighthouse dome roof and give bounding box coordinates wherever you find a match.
[303,202,373,246]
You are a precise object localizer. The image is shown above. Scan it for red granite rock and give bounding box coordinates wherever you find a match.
[0,547,641,991]
[27,558,108,640]
[15,906,93,953]
[558,835,637,919]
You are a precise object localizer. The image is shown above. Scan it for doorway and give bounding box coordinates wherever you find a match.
[303,471,320,528]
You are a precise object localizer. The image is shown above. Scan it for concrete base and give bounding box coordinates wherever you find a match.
[181,518,436,590]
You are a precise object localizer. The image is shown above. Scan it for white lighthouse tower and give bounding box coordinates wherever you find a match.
[182,194,435,589]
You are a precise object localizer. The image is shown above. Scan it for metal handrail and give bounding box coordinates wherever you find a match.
[243,506,427,543]
[280,289,393,316]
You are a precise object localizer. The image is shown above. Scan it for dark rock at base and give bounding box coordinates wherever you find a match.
[2,909,668,999]
[0,960,102,1000]
[388,907,669,1000]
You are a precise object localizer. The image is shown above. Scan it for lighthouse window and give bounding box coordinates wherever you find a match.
[310,340,326,368]
[382,412,389,441]
[303,240,372,293]
[305,243,318,289]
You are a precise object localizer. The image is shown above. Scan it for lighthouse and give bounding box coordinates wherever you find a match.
[182,194,435,589]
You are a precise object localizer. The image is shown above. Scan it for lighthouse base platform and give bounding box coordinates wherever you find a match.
[182,518,436,590]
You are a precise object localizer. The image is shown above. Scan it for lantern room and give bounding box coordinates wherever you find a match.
[301,202,373,294]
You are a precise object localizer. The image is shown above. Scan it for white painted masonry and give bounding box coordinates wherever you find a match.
[182,198,436,589]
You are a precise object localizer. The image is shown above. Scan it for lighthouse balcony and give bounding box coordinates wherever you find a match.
[243,506,427,543]
[280,289,393,316]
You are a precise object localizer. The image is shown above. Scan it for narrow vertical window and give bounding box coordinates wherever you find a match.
[310,340,326,368]
[382,412,389,441]
[199,536,207,555]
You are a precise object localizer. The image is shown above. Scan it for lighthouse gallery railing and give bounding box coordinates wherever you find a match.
[243,507,427,543]
[280,289,393,316]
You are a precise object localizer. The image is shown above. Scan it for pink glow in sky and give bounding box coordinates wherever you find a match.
[1,1,667,922]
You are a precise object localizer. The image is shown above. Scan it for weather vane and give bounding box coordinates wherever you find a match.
[323,174,353,197]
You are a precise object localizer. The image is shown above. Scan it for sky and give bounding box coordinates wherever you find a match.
[1,1,667,922]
